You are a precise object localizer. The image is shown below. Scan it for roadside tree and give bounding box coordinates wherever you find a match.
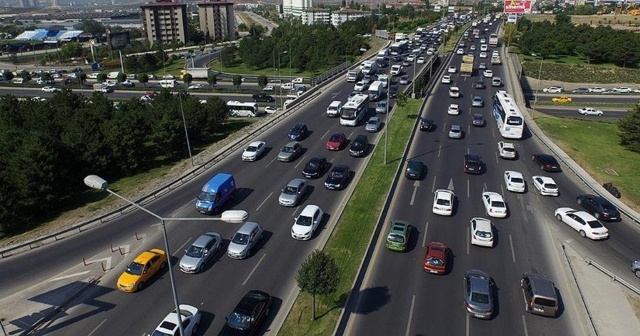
[232,75,242,89]
[257,75,268,87]
[183,73,193,87]
[618,105,640,153]
[207,72,217,87]
[296,250,339,320]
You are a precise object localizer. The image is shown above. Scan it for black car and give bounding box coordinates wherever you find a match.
[392,55,403,62]
[324,164,350,190]
[405,160,424,180]
[349,134,369,157]
[302,157,328,179]
[577,194,620,221]
[220,290,272,336]
[464,154,483,174]
[475,81,486,89]
[376,59,389,68]
[472,114,485,127]
[420,118,435,131]
[252,93,275,103]
[572,87,590,93]
[287,123,308,141]
[388,84,399,98]
[532,153,562,172]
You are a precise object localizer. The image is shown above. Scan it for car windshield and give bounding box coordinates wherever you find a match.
[492,201,506,208]
[474,114,483,120]
[331,170,344,178]
[307,160,321,169]
[503,147,515,153]
[367,120,377,125]
[475,230,492,238]
[232,233,249,245]
[185,245,204,258]
[511,177,524,184]
[426,257,444,266]
[587,220,604,228]
[388,233,405,243]
[330,134,341,142]
[471,292,490,304]
[197,191,215,202]
[296,216,313,226]
[283,146,295,153]
[151,328,174,336]
[226,311,251,330]
[283,186,297,195]
[246,146,257,152]
[125,262,144,275]
[436,198,451,206]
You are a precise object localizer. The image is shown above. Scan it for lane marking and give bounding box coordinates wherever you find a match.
[509,234,517,263]
[256,192,273,211]
[404,295,416,336]
[431,176,437,192]
[423,222,429,247]
[467,179,470,198]
[447,178,455,191]
[522,315,529,336]
[88,318,108,336]
[242,253,267,286]
[409,181,420,206]
[176,238,190,255]
[501,184,505,196]
[466,313,470,336]
[467,229,470,255]
[48,271,91,282]
[295,155,307,169]
[495,151,499,165]
[438,144,442,157]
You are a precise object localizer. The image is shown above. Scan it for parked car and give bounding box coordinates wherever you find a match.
[151,304,201,336]
[470,217,494,248]
[423,242,449,274]
[242,141,267,161]
[554,208,609,240]
[287,123,308,140]
[405,160,424,180]
[326,132,347,151]
[504,170,526,193]
[179,232,223,274]
[464,269,495,319]
[576,194,620,221]
[117,249,167,292]
[324,164,350,190]
[532,153,561,172]
[532,176,559,196]
[221,290,272,335]
[302,157,328,179]
[291,205,324,240]
[227,222,264,259]
[278,178,308,206]
[386,220,411,252]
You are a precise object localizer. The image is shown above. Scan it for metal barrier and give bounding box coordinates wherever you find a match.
[585,257,640,296]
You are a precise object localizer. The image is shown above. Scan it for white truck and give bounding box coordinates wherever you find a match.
[367,81,384,101]
[181,68,211,80]
[346,67,362,82]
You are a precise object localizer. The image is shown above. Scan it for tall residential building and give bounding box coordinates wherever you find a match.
[282,0,313,18]
[19,0,38,8]
[301,8,330,25]
[140,0,188,45]
[331,9,371,27]
[198,0,236,41]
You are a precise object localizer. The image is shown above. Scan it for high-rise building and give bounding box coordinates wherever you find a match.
[331,9,371,27]
[198,0,236,42]
[140,0,188,45]
[283,0,313,18]
[18,0,38,8]
[301,8,330,25]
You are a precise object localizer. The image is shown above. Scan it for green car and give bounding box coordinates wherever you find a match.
[386,220,411,252]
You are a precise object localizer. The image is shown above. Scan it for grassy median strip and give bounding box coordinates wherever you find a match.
[279,99,422,335]
[535,115,640,211]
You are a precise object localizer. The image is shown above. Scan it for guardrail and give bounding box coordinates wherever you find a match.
[560,244,600,336]
[584,257,640,296]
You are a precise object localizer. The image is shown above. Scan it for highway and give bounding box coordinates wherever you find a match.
[535,105,628,121]
[339,22,640,336]
[0,49,436,335]
[532,92,640,104]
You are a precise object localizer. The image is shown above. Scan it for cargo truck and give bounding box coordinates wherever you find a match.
[180,68,211,80]
[346,67,362,82]
[461,55,474,77]
[368,81,384,101]
[195,173,236,215]
[489,34,499,47]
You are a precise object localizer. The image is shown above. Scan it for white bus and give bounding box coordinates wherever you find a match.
[492,91,524,139]
[227,101,259,117]
[340,94,369,126]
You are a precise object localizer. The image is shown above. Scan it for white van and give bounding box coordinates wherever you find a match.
[492,77,502,87]
[107,71,120,79]
[12,78,26,84]
[158,79,176,88]
[326,100,342,118]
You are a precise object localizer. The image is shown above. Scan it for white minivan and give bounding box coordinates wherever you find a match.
[326,100,342,118]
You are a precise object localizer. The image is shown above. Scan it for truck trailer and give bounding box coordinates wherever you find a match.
[181,68,211,80]
[460,55,474,77]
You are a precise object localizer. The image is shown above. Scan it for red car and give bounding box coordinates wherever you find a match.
[423,242,449,274]
[326,132,347,151]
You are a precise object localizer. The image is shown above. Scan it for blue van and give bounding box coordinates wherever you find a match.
[196,173,236,215]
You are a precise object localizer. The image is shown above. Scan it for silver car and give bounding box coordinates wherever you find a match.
[278,178,308,206]
[179,232,222,273]
[376,101,388,114]
[277,141,302,162]
[464,269,494,319]
[365,117,382,132]
[227,222,263,260]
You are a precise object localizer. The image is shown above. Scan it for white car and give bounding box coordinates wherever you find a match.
[417,57,426,64]
[291,205,324,240]
[447,103,460,115]
[554,208,609,240]
[470,45,477,51]
[292,77,304,83]
[542,86,563,93]
[578,107,603,116]
[483,70,493,78]
[497,141,517,159]
[449,124,463,139]
[504,171,526,193]
[263,85,274,91]
[264,106,277,114]
[441,75,452,84]
[241,141,266,161]
[432,189,455,216]
[448,66,457,73]
[532,175,559,196]
[479,52,487,58]
[87,73,99,79]
[492,50,499,57]
[449,86,460,98]
[151,304,201,336]
[589,87,607,93]
[188,83,203,90]
[354,81,366,92]
[612,87,632,93]
[31,96,46,102]
[41,86,57,93]
[456,48,464,55]
[470,217,494,247]
[406,55,415,62]
[482,192,507,218]
[480,44,488,51]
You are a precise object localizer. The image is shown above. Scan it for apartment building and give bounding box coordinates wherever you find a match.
[198,0,236,41]
[301,8,330,25]
[331,9,371,27]
[140,0,188,45]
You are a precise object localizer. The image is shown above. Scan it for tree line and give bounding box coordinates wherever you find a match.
[516,13,640,67]
[0,90,229,236]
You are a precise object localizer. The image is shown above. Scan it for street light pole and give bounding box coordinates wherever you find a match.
[288,38,296,82]
[278,51,287,110]
[83,175,248,336]
[178,95,194,166]
[412,58,417,98]
[533,57,543,113]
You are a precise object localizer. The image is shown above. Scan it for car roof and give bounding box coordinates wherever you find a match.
[237,221,260,234]
[465,153,481,161]
[135,249,162,263]
[354,134,368,141]
[300,204,320,217]
[333,164,349,171]
[286,178,306,187]
[533,175,555,183]
[192,232,219,247]
[284,141,300,147]
[390,220,409,233]
[483,192,503,200]
[471,217,492,230]
[505,170,524,178]
[368,116,381,122]
[500,141,515,148]
[249,141,264,147]
[450,103,459,108]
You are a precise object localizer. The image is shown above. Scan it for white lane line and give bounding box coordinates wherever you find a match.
[522,315,529,336]
[491,125,495,137]
[467,230,471,255]
[88,318,108,336]
[467,179,471,198]
[467,124,471,135]
[501,184,505,196]
[256,192,273,211]
[431,175,437,192]
[466,313,470,336]
[495,151,499,165]
[321,129,330,139]
[410,183,418,206]
[175,239,190,256]
[438,144,442,157]
[295,155,307,169]
[405,295,416,336]
[242,253,267,286]
[48,271,91,282]
[509,234,517,263]
[423,222,429,247]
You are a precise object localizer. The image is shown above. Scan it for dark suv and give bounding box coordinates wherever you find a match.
[464,154,483,174]
[532,153,561,172]
[576,194,620,221]
[349,134,369,157]
[520,273,559,317]
[252,93,275,102]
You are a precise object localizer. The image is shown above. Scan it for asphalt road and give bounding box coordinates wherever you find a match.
[340,23,640,336]
[0,52,435,335]
[535,106,628,121]
[532,93,640,104]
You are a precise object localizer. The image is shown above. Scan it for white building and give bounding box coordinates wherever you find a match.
[331,9,371,27]
[301,8,330,25]
[283,0,313,18]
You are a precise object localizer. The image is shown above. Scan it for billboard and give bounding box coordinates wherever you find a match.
[108,31,130,50]
[503,0,532,14]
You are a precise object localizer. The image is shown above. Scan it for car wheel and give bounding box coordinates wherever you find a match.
[198,264,204,273]
[555,214,562,221]
[635,269,640,278]
[540,165,545,170]
[577,198,583,205]
[579,230,587,238]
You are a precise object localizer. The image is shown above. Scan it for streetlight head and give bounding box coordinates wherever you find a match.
[220,210,249,224]
[84,175,108,190]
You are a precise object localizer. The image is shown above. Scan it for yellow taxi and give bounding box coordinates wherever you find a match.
[551,96,572,103]
[117,248,167,292]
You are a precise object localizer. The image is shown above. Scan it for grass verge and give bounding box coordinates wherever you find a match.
[278,99,422,335]
[535,102,636,109]
[518,54,640,83]
[442,22,471,54]
[535,115,640,211]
